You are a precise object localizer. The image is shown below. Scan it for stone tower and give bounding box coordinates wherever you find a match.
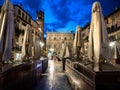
[36,10,44,41]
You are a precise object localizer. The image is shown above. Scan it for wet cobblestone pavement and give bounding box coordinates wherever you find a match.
[33,60,72,90]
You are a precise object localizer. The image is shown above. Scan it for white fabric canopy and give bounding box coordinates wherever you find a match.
[22,24,33,59]
[63,44,71,58]
[110,41,120,59]
[0,0,14,61]
[88,1,111,63]
[32,33,41,59]
[73,25,83,59]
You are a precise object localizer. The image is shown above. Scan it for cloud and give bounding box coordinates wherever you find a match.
[48,0,93,30]
[50,0,71,24]
[0,0,120,35]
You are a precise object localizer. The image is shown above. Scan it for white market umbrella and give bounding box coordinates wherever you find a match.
[63,44,71,58]
[21,24,33,59]
[0,0,14,61]
[33,33,41,59]
[59,48,64,59]
[27,25,33,57]
[73,25,83,59]
[34,39,41,59]
[59,40,66,59]
[110,41,120,60]
[88,1,111,64]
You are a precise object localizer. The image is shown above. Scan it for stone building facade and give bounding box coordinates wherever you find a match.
[105,8,120,42]
[13,5,44,52]
[82,8,120,53]
[14,5,31,51]
[0,3,44,60]
[46,32,74,55]
[36,11,44,40]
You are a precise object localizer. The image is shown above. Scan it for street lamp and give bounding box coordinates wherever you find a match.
[109,41,116,47]
[50,48,54,52]
[40,42,44,47]
[39,41,44,57]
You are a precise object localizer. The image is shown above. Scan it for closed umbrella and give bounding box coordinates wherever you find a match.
[63,44,71,58]
[59,48,64,59]
[21,24,33,60]
[73,25,83,59]
[27,25,33,57]
[34,39,41,59]
[59,40,66,59]
[110,41,120,64]
[0,0,14,62]
[88,2,111,70]
[33,32,41,59]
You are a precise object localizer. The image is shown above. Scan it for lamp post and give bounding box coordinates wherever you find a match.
[40,42,44,48]
[50,48,54,52]
[40,41,44,57]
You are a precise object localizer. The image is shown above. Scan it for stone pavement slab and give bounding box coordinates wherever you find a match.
[33,60,72,90]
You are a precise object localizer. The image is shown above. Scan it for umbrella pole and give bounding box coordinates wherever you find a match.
[77,46,81,60]
[93,62,99,71]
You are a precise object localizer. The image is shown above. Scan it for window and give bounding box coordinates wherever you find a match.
[18,9,21,15]
[27,17,29,22]
[54,45,56,48]
[22,22,26,26]
[106,19,109,24]
[16,19,20,23]
[38,17,42,19]
[20,46,22,51]
[21,30,25,35]
[107,27,111,33]
[28,18,31,23]
[116,24,118,29]
[22,38,23,43]
[64,37,67,40]
[22,13,24,18]
[54,37,56,40]
[111,25,115,31]
[16,44,19,50]
[25,15,27,21]
[35,32,37,35]
[109,36,116,41]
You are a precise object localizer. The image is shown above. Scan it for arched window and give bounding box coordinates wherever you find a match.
[64,37,67,40]
[54,45,56,48]
[54,37,56,40]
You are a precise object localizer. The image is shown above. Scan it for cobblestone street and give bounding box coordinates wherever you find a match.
[33,60,72,90]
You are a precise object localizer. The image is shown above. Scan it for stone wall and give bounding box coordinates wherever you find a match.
[46,32,74,55]
[65,59,95,90]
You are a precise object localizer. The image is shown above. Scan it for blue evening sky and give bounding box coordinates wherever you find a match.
[0,0,120,36]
